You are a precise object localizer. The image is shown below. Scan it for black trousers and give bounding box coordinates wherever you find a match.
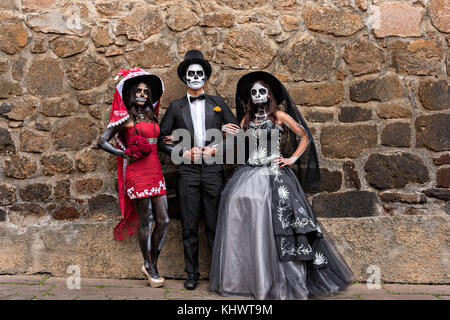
[176,163,224,276]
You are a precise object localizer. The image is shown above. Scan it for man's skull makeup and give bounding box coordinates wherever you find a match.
[251,83,268,105]
[135,82,149,104]
[185,64,206,90]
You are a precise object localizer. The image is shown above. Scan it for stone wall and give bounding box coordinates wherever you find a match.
[0,0,449,281]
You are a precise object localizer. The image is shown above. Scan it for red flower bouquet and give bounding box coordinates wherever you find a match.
[125,135,152,160]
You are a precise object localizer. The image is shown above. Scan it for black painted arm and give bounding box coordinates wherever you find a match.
[97,124,127,158]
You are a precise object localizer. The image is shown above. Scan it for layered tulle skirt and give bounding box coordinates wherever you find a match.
[209,164,354,300]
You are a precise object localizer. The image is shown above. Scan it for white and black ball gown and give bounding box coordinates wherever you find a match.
[209,119,354,300]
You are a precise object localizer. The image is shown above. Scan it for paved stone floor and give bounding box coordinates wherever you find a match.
[0,275,448,300]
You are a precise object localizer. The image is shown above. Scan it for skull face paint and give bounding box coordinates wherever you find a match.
[185,64,206,90]
[135,82,149,104]
[251,82,268,105]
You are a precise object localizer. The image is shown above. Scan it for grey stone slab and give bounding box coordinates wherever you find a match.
[359,293,440,300]
[0,284,54,300]
[98,286,167,299]
[340,283,388,295]
[383,284,450,295]
[0,275,44,285]
[313,295,362,300]
[46,276,148,288]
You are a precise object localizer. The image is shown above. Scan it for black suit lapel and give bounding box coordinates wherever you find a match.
[180,96,195,140]
[204,95,216,131]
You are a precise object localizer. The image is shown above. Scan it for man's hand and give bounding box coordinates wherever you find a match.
[183,147,202,162]
[221,123,240,135]
[163,135,174,145]
[201,146,217,159]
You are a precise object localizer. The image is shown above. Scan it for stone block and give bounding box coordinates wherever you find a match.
[364,153,429,189]
[415,114,450,152]
[321,125,377,159]
[4,155,37,179]
[381,122,411,147]
[312,191,379,218]
[339,106,372,123]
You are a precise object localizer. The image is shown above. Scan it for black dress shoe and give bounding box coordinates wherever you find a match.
[184,273,199,290]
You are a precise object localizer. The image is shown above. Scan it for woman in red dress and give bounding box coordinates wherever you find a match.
[97,68,169,287]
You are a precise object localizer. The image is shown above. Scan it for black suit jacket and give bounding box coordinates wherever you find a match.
[157,94,239,161]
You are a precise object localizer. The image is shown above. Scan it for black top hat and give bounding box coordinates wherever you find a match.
[177,50,212,83]
[236,71,284,106]
[122,74,164,105]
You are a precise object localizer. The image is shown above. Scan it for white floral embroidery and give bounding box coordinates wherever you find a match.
[309,219,322,233]
[248,147,267,165]
[127,186,136,199]
[280,237,313,257]
[247,121,281,170]
[126,180,166,200]
[276,196,318,230]
[278,210,312,230]
[278,185,290,201]
[270,159,282,182]
[313,251,328,265]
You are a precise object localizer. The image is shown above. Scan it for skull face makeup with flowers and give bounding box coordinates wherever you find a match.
[185,64,206,90]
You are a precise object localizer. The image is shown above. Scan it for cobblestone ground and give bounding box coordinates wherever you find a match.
[0,276,448,300]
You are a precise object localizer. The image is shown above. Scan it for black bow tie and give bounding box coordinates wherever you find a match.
[189,94,206,103]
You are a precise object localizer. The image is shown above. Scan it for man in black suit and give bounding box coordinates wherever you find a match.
[158,50,240,290]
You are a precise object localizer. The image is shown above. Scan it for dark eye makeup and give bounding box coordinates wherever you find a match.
[251,88,267,96]
[136,88,149,95]
[187,71,204,77]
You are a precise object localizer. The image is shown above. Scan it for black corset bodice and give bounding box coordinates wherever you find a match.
[247,119,283,166]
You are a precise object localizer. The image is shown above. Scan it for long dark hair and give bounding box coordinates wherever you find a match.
[123,80,158,124]
[242,80,278,130]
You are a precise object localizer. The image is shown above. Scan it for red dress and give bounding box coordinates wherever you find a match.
[123,121,166,199]
[113,120,166,241]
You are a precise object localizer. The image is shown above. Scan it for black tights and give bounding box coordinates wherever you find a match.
[133,195,169,278]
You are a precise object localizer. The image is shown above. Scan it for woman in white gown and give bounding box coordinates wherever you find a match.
[209,71,354,300]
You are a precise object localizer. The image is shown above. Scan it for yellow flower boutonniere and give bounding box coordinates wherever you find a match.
[213,106,221,112]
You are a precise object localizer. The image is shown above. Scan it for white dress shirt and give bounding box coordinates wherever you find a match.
[187,91,206,147]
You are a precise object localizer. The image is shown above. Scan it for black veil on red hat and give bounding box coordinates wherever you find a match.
[235,71,321,193]
[177,49,212,83]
